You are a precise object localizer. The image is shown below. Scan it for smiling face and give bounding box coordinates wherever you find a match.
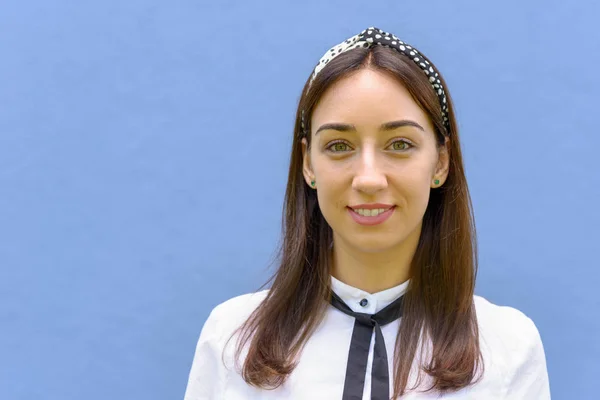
[301,68,450,253]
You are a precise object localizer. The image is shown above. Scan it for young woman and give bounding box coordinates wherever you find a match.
[184,27,551,399]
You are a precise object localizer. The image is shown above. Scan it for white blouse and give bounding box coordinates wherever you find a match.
[183,276,551,399]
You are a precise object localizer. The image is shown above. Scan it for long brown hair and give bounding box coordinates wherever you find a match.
[227,43,483,397]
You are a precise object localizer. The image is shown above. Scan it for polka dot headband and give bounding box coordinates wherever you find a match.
[301,26,450,135]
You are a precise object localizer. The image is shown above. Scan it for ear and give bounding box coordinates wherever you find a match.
[301,137,315,187]
[432,136,451,187]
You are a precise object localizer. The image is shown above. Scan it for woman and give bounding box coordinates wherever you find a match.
[184,27,551,399]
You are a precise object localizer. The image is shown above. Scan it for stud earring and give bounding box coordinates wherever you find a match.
[310,180,316,187]
[433,179,440,186]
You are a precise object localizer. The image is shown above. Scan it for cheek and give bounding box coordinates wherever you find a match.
[313,158,353,200]
[315,180,346,212]
[391,164,433,207]
[314,187,347,233]
[406,181,431,210]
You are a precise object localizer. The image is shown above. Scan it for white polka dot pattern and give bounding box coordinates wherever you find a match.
[301,27,450,134]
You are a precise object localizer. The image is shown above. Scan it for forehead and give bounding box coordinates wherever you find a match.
[311,69,433,132]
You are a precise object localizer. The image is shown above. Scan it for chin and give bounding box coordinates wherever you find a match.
[344,235,405,253]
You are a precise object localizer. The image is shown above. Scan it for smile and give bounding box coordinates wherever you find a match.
[351,208,390,217]
[347,206,395,226]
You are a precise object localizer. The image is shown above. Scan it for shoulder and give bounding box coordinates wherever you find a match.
[184,290,270,399]
[473,294,550,398]
[473,294,543,357]
[203,289,270,341]
[473,294,540,341]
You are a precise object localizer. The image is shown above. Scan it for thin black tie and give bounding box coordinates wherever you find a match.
[330,291,405,400]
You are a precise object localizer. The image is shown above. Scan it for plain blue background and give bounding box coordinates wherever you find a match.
[1,1,598,399]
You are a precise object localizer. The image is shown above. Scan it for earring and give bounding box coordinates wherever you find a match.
[310,180,316,187]
[433,179,440,186]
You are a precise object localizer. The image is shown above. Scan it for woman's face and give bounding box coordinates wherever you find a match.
[301,69,449,253]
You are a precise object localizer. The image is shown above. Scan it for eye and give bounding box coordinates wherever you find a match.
[325,140,352,153]
[388,139,413,151]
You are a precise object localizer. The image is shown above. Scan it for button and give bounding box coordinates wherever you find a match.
[359,298,368,307]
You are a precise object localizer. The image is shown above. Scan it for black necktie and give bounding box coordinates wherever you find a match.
[330,290,405,400]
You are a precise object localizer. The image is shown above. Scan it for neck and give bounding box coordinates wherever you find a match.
[330,222,421,294]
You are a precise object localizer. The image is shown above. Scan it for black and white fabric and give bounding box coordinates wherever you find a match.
[301,26,449,134]
[329,290,404,400]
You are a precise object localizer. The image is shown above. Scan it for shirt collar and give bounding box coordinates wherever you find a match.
[330,274,410,314]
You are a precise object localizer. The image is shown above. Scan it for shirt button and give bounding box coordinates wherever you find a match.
[359,298,368,307]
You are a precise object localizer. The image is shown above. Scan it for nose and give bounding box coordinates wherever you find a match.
[351,146,388,195]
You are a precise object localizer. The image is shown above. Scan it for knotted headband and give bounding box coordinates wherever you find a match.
[301,26,450,135]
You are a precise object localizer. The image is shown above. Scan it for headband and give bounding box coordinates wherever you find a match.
[301,26,450,135]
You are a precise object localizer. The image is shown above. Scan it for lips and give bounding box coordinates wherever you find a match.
[347,205,396,226]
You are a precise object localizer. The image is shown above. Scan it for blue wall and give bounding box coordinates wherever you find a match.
[1,1,597,399]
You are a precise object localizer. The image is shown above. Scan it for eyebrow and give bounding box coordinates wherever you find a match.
[314,120,425,135]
